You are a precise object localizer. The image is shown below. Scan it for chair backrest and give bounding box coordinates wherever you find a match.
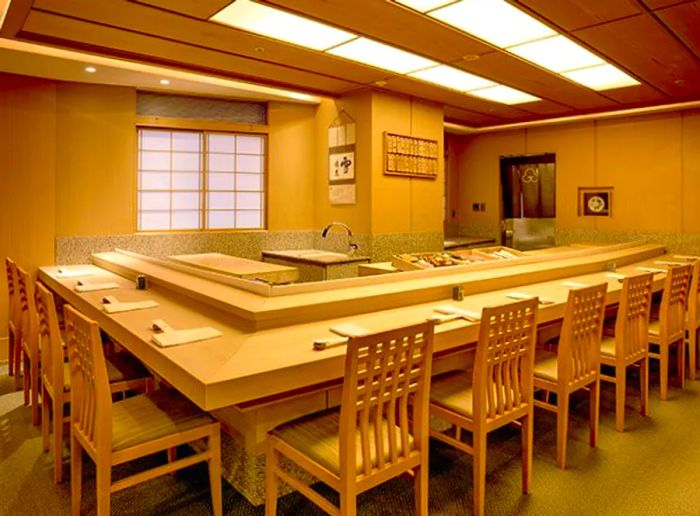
[686,261,700,330]
[339,321,434,479]
[63,304,112,457]
[35,282,64,395]
[614,273,654,360]
[5,257,20,334]
[658,264,692,340]
[17,267,39,358]
[557,283,607,386]
[473,298,538,423]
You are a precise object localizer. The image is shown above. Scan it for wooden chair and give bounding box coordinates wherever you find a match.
[648,264,692,401]
[265,321,435,516]
[36,283,152,483]
[63,305,222,516]
[17,266,41,425]
[4,257,20,380]
[685,260,700,381]
[533,283,607,469]
[599,273,653,431]
[429,298,538,516]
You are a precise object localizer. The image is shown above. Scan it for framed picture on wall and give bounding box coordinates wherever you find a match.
[578,187,613,217]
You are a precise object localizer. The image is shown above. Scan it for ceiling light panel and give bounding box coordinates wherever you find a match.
[409,65,495,91]
[509,35,604,73]
[211,0,356,51]
[328,37,437,74]
[394,0,457,12]
[563,64,640,91]
[429,0,556,48]
[469,85,540,105]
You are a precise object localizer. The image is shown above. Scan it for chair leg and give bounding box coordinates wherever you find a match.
[339,487,357,516]
[41,385,50,453]
[54,400,64,484]
[660,344,669,401]
[414,462,429,516]
[473,429,487,516]
[589,378,600,448]
[96,460,111,516]
[31,358,40,426]
[556,392,569,470]
[521,409,533,494]
[265,445,279,516]
[688,331,697,381]
[70,435,82,516]
[208,428,222,516]
[23,351,30,405]
[615,369,627,432]
[640,357,649,417]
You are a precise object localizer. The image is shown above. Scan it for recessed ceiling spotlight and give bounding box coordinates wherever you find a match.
[375,80,387,87]
[462,54,480,62]
[159,79,171,85]
[84,66,96,73]
[254,46,265,52]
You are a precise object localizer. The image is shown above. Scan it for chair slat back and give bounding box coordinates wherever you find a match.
[35,283,64,395]
[474,298,538,422]
[17,267,39,358]
[5,257,19,332]
[659,264,692,339]
[686,261,700,331]
[615,273,653,360]
[340,321,434,479]
[63,305,112,456]
[558,284,607,386]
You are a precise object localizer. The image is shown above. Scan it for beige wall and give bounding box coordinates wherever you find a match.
[0,73,57,361]
[451,109,700,240]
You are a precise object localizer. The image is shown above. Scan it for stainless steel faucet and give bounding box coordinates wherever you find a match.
[321,221,358,254]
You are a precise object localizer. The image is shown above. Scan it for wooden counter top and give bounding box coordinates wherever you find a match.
[39,242,671,411]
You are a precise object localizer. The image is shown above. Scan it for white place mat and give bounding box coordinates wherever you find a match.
[329,323,371,338]
[605,273,626,280]
[152,327,222,347]
[56,268,94,278]
[434,305,480,321]
[636,266,666,274]
[103,300,159,314]
[75,282,119,293]
[506,292,554,305]
[654,260,687,266]
[561,281,589,288]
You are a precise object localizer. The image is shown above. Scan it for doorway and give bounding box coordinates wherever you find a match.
[500,153,556,250]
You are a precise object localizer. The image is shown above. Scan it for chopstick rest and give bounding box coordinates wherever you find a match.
[151,321,222,347]
[57,268,94,278]
[313,337,349,351]
[75,280,119,292]
[102,295,159,314]
[506,292,554,305]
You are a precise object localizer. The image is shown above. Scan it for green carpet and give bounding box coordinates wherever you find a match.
[1,363,699,515]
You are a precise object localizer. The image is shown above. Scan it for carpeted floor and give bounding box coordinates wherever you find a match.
[2,362,700,515]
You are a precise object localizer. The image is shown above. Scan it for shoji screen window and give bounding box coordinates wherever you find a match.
[206,133,265,230]
[137,129,265,231]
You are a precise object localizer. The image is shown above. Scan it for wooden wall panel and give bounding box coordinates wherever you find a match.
[267,101,316,230]
[56,83,136,236]
[0,73,57,357]
[681,109,700,232]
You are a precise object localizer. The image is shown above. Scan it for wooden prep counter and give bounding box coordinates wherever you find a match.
[169,252,299,284]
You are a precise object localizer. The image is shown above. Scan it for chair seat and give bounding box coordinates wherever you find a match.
[271,408,414,475]
[648,320,660,337]
[112,389,213,451]
[63,353,150,391]
[430,371,474,418]
[600,336,616,358]
[533,350,558,382]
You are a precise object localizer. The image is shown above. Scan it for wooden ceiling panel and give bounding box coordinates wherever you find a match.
[599,83,669,104]
[131,0,232,20]
[260,0,493,62]
[655,2,700,59]
[20,10,356,94]
[641,0,696,9]
[443,105,504,127]
[574,14,700,98]
[513,0,642,31]
[453,52,620,111]
[32,0,391,85]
